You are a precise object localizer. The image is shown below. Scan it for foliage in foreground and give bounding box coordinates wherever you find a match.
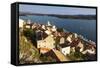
[19,32,40,64]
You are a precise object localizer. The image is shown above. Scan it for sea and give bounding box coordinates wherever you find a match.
[19,15,96,43]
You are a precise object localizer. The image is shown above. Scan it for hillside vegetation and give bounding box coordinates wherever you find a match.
[19,32,40,64]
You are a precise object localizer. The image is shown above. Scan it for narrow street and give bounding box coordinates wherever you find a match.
[53,49,71,61]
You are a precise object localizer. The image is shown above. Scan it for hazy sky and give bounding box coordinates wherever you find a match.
[19,4,96,15]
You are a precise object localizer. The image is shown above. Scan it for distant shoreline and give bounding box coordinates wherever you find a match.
[19,12,96,20]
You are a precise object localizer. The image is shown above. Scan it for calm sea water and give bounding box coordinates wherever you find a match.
[19,15,96,42]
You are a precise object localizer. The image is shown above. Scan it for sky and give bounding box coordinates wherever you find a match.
[19,4,96,15]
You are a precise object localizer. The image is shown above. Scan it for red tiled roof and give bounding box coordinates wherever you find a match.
[70,39,80,47]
